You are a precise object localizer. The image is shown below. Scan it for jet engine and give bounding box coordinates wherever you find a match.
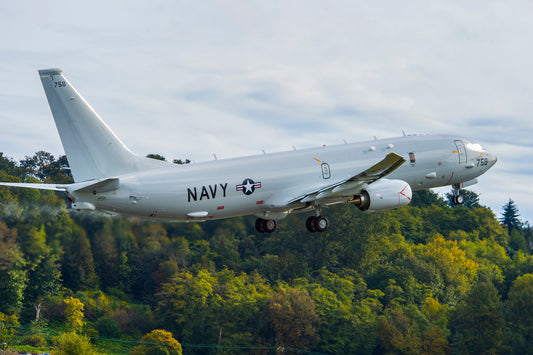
[349,179,412,211]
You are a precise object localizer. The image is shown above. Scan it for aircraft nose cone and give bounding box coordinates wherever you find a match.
[488,152,497,167]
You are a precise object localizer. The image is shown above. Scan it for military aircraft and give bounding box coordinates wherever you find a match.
[0,69,497,233]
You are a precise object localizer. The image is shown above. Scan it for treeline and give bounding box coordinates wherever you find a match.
[0,151,532,354]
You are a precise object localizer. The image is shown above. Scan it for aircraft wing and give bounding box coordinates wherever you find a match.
[285,152,406,205]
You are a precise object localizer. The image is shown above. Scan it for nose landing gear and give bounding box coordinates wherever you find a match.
[451,184,464,205]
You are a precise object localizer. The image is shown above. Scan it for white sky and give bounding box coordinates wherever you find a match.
[0,1,532,223]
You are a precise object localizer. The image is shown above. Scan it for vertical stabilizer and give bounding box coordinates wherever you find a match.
[38,68,168,182]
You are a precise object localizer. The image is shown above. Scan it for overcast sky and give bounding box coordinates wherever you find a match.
[1,1,532,223]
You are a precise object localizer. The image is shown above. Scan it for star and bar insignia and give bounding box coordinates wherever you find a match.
[236,178,262,195]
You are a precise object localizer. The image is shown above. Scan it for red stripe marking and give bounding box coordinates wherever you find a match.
[400,185,411,201]
[217,206,224,210]
[446,171,454,185]
[256,200,264,205]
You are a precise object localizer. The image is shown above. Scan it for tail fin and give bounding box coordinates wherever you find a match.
[38,68,169,182]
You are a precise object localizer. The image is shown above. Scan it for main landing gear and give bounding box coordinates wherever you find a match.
[306,215,329,233]
[451,184,464,205]
[255,218,277,233]
[254,215,330,234]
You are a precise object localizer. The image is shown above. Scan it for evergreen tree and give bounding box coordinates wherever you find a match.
[500,199,521,233]
[450,281,505,354]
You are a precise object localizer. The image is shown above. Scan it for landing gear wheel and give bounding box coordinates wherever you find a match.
[306,216,329,233]
[451,184,464,205]
[264,219,277,233]
[255,218,277,233]
[306,216,317,233]
[314,216,329,232]
[255,218,266,233]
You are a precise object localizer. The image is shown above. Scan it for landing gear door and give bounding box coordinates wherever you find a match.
[454,140,467,164]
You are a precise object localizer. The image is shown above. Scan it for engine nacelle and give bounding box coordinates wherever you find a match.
[349,179,412,211]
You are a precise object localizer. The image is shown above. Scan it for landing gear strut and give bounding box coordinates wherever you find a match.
[306,215,329,233]
[255,218,277,233]
[451,184,464,205]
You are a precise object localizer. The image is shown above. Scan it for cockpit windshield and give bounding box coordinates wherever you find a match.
[465,142,485,152]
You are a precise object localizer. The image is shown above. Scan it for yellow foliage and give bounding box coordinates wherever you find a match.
[416,235,478,304]
[64,297,85,333]
[131,329,182,355]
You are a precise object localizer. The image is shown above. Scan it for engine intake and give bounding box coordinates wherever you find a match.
[349,179,412,211]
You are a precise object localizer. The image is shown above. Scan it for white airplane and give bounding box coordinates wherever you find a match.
[0,69,497,233]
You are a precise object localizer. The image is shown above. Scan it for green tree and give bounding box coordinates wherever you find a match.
[19,151,72,182]
[450,281,505,354]
[505,273,533,353]
[61,225,98,291]
[411,190,446,208]
[17,225,62,321]
[146,154,166,161]
[500,199,521,233]
[510,229,527,253]
[0,312,19,347]
[267,287,321,350]
[91,226,120,289]
[376,307,421,354]
[172,159,190,165]
[156,269,217,343]
[131,329,182,355]
[0,222,27,314]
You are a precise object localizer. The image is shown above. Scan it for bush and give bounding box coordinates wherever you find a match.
[95,317,121,338]
[56,332,96,355]
[131,329,182,355]
[23,333,46,347]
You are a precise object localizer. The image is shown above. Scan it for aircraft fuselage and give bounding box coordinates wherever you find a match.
[76,134,495,221]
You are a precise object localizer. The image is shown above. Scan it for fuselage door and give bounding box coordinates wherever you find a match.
[454,140,467,164]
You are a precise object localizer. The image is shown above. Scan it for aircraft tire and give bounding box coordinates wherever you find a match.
[314,216,329,232]
[456,195,464,205]
[255,218,266,233]
[306,216,317,232]
[264,219,277,233]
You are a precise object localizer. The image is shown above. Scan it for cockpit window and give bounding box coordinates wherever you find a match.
[465,142,484,152]
[409,152,416,164]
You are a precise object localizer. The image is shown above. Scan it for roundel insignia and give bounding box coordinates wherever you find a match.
[236,178,262,195]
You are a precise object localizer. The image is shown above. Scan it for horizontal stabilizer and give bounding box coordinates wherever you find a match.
[74,178,119,193]
[0,182,68,191]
